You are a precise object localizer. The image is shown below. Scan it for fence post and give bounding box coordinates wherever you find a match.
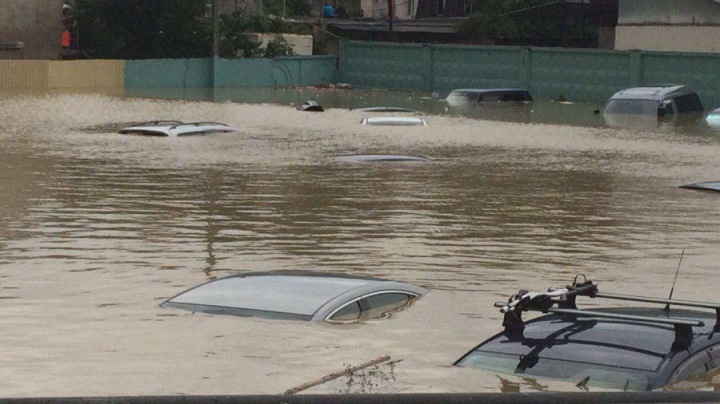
[630,51,643,87]
[338,40,346,84]
[425,44,435,93]
[520,47,532,93]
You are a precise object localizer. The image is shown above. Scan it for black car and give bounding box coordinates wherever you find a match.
[444,88,533,107]
[455,276,720,391]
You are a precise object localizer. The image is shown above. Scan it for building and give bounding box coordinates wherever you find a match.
[0,0,64,60]
[615,0,720,53]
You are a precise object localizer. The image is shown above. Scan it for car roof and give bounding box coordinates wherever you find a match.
[609,85,697,101]
[361,117,428,126]
[455,307,720,390]
[335,154,432,163]
[118,121,235,137]
[161,274,428,321]
[680,181,720,193]
[449,88,529,94]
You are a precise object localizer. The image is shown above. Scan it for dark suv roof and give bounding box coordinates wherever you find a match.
[609,85,697,102]
[454,276,720,391]
[455,307,720,391]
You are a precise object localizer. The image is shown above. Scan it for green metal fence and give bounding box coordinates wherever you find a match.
[339,41,720,108]
[125,56,337,88]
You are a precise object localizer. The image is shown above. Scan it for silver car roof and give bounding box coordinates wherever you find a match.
[336,154,431,162]
[361,117,427,126]
[609,85,696,101]
[162,274,428,321]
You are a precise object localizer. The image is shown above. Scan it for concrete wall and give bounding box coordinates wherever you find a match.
[616,0,720,53]
[125,56,337,88]
[339,41,720,109]
[616,26,720,53]
[47,60,125,89]
[254,34,314,56]
[0,60,125,90]
[0,0,63,60]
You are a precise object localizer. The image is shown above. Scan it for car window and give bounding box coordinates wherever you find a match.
[501,93,531,102]
[328,301,362,322]
[479,94,501,103]
[362,293,414,320]
[447,92,478,102]
[662,100,675,116]
[668,345,720,385]
[673,93,704,113]
[604,99,660,115]
[458,351,649,390]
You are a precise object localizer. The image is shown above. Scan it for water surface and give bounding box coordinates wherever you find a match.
[1,89,719,396]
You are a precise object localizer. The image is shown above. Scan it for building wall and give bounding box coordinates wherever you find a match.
[616,0,720,53]
[616,26,720,53]
[362,0,416,19]
[618,0,720,25]
[0,0,63,60]
[254,34,314,56]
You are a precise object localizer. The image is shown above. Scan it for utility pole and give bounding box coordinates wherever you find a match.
[212,0,220,57]
[388,0,394,34]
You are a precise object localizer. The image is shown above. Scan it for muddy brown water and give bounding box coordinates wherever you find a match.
[1,89,720,396]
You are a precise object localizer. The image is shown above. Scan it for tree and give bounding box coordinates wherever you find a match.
[218,11,303,58]
[75,0,211,59]
[458,0,597,47]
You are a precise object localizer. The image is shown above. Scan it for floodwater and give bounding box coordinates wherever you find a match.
[1,88,720,397]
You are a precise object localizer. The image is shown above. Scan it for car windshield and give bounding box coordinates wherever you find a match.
[446,91,478,104]
[604,99,661,115]
[460,351,650,390]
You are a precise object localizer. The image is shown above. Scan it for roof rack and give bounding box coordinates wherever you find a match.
[495,275,720,350]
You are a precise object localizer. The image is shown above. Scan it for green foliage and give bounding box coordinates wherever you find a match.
[458,0,597,46]
[264,35,296,58]
[219,11,302,58]
[262,0,313,18]
[75,0,211,59]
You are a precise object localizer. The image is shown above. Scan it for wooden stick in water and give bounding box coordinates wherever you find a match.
[283,355,392,395]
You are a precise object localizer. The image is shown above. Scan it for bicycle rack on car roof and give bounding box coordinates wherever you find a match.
[496,275,720,350]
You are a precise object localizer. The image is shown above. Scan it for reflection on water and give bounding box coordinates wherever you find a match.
[0,90,720,396]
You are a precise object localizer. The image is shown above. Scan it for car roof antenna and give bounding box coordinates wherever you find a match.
[664,250,685,312]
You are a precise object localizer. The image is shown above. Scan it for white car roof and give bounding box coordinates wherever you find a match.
[119,121,235,137]
[162,274,428,321]
[361,117,427,126]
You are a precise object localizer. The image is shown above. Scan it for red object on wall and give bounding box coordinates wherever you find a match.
[62,30,70,48]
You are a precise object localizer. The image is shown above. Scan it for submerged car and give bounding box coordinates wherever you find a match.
[706,108,720,126]
[361,117,427,126]
[681,181,720,193]
[161,273,428,323]
[602,85,704,119]
[444,88,533,107]
[119,121,236,137]
[336,154,432,163]
[455,276,720,391]
[351,107,419,113]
